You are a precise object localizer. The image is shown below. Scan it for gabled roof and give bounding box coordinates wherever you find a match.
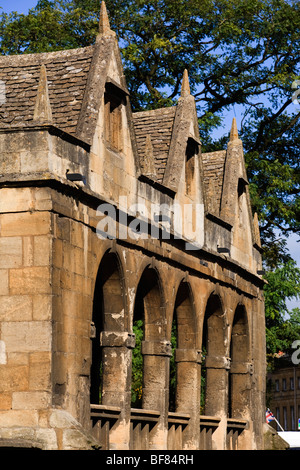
[132,107,176,183]
[133,70,203,193]
[0,46,94,135]
[0,1,127,147]
[201,150,226,216]
[0,2,258,247]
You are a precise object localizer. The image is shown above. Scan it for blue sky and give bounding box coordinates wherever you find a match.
[1,0,299,311]
[1,1,37,14]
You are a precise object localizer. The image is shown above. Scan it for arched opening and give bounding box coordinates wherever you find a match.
[229,304,251,418]
[169,281,199,413]
[185,137,199,196]
[132,267,168,411]
[202,293,228,416]
[104,85,125,153]
[90,252,125,406]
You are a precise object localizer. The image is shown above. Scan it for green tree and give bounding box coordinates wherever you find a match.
[1,0,299,267]
[131,319,143,407]
[264,260,300,364]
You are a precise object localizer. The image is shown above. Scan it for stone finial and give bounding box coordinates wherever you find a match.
[99,1,114,36]
[229,117,239,142]
[33,64,52,123]
[180,69,191,97]
[141,135,156,178]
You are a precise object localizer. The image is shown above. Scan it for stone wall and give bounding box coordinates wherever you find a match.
[0,4,266,449]
[0,175,266,449]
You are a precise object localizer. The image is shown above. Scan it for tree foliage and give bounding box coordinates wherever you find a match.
[131,319,143,407]
[1,0,300,354]
[264,260,300,361]
[0,0,299,268]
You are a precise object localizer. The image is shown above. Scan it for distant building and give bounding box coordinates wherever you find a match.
[267,354,300,431]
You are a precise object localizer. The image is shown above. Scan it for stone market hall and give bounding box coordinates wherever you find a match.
[0,2,266,450]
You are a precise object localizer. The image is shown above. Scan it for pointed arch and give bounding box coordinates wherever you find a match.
[175,280,197,349]
[230,304,249,364]
[134,265,166,340]
[202,292,226,358]
[229,304,251,419]
[202,291,228,416]
[170,280,200,414]
[132,265,168,411]
[90,250,126,405]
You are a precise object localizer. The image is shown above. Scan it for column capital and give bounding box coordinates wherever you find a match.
[175,348,202,364]
[205,355,231,370]
[141,340,172,357]
[100,331,136,349]
[230,361,254,375]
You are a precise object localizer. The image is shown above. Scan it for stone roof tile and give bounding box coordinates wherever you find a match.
[0,46,94,135]
[132,107,176,183]
[201,150,226,216]
[0,45,228,212]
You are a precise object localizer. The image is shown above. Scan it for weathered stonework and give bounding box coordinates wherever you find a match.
[0,2,267,450]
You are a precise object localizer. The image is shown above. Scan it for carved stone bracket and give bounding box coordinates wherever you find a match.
[100,331,136,349]
[141,340,172,357]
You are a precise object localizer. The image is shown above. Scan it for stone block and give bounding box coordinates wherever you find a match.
[32,295,52,321]
[70,222,84,248]
[12,391,51,410]
[0,365,28,392]
[20,150,49,173]
[33,235,51,266]
[35,428,58,450]
[0,237,22,269]
[6,352,29,367]
[23,236,34,267]
[53,239,63,268]
[0,410,39,428]
[0,152,21,174]
[0,341,6,365]
[61,290,80,319]
[73,246,85,275]
[0,212,50,237]
[9,266,51,295]
[55,216,70,241]
[34,187,53,211]
[0,269,9,295]
[0,393,12,410]
[1,321,51,353]
[62,428,95,450]
[29,353,51,390]
[0,295,33,322]
[49,409,78,429]
[0,425,36,443]
[0,187,34,213]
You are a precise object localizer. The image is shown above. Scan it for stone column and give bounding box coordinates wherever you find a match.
[100,330,135,449]
[141,339,172,449]
[229,361,254,450]
[230,361,253,418]
[204,355,231,450]
[204,355,231,416]
[175,348,202,449]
